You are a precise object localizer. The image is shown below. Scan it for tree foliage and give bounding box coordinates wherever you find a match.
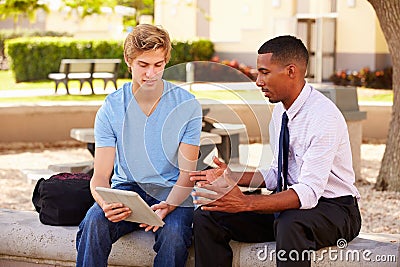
[62,0,117,18]
[117,0,153,13]
[0,0,49,22]
[117,0,153,27]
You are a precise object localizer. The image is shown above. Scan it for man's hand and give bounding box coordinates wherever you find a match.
[102,202,131,223]
[139,201,175,232]
[192,169,248,213]
[190,156,231,186]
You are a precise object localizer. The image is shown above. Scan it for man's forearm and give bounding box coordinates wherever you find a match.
[165,172,195,207]
[232,171,266,188]
[90,176,112,208]
[246,189,301,213]
[167,143,199,207]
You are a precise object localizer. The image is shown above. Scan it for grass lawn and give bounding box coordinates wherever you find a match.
[0,70,130,102]
[192,89,265,101]
[0,94,109,103]
[357,88,393,102]
[0,70,53,91]
[0,70,394,103]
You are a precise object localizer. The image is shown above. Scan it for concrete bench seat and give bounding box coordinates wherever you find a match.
[20,169,58,184]
[203,118,247,164]
[21,162,94,185]
[1,208,399,267]
[197,131,222,170]
[48,161,93,173]
[0,209,162,267]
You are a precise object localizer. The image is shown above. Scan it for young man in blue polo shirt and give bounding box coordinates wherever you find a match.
[76,24,202,267]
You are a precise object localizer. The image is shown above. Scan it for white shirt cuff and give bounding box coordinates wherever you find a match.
[290,183,318,209]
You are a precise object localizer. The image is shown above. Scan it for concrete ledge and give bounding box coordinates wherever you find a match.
[360,102,391,141]
[20,169,58,184]
[1,209,399,266]
[0,103,101,142]
[48,161,93,173]
[0,209,179,267]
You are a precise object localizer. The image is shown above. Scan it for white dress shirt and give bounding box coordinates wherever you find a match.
[259,83,360,209]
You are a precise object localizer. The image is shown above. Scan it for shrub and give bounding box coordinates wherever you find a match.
[0,30,71,70]
[5,37,215,82]
[211,56,257,81]
[167,39,214,67]
[164,39,215,81]
[330,67,393,89]
[5,37,126,82]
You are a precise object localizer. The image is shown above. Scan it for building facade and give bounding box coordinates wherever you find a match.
[155,0,390,82]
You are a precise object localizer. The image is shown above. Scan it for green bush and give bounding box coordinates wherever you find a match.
[0,30,72,68]
[5,37,214,82]
[189,39,215,61]
[0,31,22,60]
[164,39,215,81]
[167,39,214,67]
[330,67,393,89]
[5,37,126,82]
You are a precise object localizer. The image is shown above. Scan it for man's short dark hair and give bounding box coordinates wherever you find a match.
[258,35,309,67]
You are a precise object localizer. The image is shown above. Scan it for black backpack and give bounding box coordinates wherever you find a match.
[32,172,95,226]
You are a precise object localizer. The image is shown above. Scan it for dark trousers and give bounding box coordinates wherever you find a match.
[193,195,361,267]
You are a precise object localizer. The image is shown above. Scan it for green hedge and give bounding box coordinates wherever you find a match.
[168,39,214,66]
[163,39,215,81]
[5,37,214,82]
[0,30,72,58]
[5,37,126,82]
[0,30,72,71]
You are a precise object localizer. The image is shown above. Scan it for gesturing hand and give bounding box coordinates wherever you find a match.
[189,156,231,186]
[192,169,247,213]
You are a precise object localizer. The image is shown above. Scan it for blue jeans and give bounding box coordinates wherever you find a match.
[76,182,194,267]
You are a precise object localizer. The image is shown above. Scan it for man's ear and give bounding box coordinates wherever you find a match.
[124,56,132,73]
[287,64,296,78]
[124,54,131,68]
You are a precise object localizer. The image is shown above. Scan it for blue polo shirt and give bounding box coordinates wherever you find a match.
[94,80,202,187]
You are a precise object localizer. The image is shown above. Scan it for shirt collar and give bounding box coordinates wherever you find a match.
[286,82,312,121]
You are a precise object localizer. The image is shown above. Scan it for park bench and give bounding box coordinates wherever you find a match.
[48,58,121,94]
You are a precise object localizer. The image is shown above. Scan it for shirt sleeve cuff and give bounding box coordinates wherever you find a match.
[257,168,278,191]
[95,139,116,148]
[290,183,318,209]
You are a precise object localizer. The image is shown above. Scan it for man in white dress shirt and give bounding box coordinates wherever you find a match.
[189,35,361,267]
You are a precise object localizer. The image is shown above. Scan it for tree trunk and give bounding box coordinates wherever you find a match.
[368,0,400,191]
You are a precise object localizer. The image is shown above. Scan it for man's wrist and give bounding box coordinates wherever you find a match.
[244,195,257,212]
[162,201,176,212]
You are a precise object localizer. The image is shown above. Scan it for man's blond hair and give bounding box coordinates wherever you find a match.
[124,24,172,68]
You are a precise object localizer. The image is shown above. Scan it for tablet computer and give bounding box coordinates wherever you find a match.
[95,187,165,227]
